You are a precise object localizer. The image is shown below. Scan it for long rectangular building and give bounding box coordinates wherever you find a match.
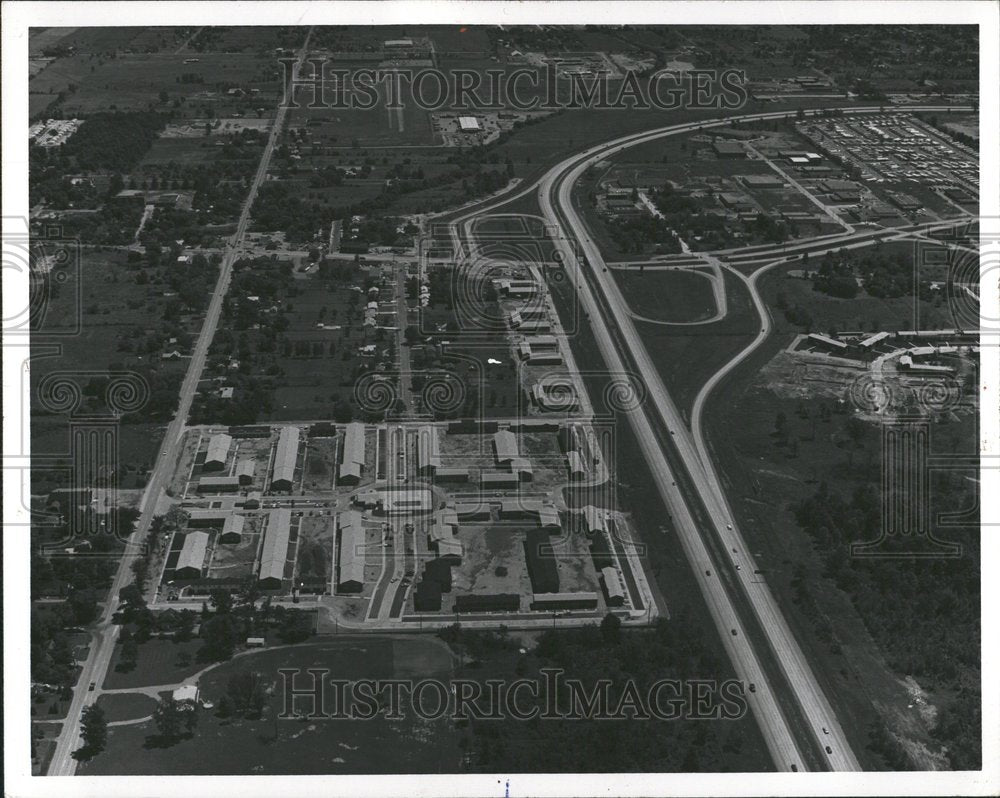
[270,427,299,492]
[175,531,210,579]
[493,430,518,464]
[339,422,366,484]
[337,511,365,592]
[258,509,291,588]
[416,425,441,475]
[204,433,232,471]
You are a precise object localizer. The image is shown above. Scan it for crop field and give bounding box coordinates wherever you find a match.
[53,53,285,116]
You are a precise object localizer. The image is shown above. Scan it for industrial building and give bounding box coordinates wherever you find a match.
[219,514,245,544]
[481,471,519,489]
[493,429,518,464]
[712,140,746,158]
[270,427,299,492]
[337,511,365,592]
[454,593,520,613]
[455,502,491,521]
[432,467,470,483]
[258,509,291,589]
[601,566,625,607]
[416,425,441,475]
[175,532,210,580]
[198,475,240,493]
[530,592,599,611]
[580,505,607,535]
[339,422,366,485]
[524,530,559,594]
[436,538,464,561]
[236,458,255,486]
[458,116,481,132]
[204,433,232,472]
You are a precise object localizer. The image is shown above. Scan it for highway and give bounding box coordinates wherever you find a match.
[520,105,972,771]
[46,29,314,776]
[524,105,970,771]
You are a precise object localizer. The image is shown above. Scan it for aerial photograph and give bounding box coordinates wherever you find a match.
[6,6,995,796]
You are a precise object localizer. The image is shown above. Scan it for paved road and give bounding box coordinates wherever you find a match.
[528,105,970,771]
[46,29,314,776]
[526,105,974,771]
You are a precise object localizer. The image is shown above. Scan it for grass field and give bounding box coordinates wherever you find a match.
[80,637,460,775]
[614,268,718,323]
[103,638,205,690]
[96,692,159,722]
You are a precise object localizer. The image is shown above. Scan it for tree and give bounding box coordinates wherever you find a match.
[198,613,238,662]
[80,704,107,755]
[118,629,139,672]
[153,697,187,743]
[600,612,622,644]
[226,670,269,718]
[118,583,146,614]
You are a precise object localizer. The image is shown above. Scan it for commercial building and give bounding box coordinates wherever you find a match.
[258,509,291,589]
[337,511,365,592]
[458,116,481,132]
[339,422,366,485]
[204,433,232,472]
[270,427,299,492]
[175,532,210,579]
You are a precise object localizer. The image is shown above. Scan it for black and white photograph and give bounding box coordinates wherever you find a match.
[3,2,997,796]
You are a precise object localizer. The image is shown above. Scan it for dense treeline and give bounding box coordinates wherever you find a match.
[795,481,980,768]
[450,615,766,773]
[58,112,167,172]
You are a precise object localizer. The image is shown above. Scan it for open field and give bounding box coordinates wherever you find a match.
[614,268,718,323]
[80,637,460,775]
[103,638,205,690]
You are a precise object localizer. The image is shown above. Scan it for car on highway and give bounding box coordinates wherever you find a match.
[705,569,711,576]
[822,727,829,734]
[790,764,798,772]
[825,746,833,754]
[88,682,95,691]
[735,564,741,571]
[749,683,756,693]
[731,629,738,636]
[726,524,733,530]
